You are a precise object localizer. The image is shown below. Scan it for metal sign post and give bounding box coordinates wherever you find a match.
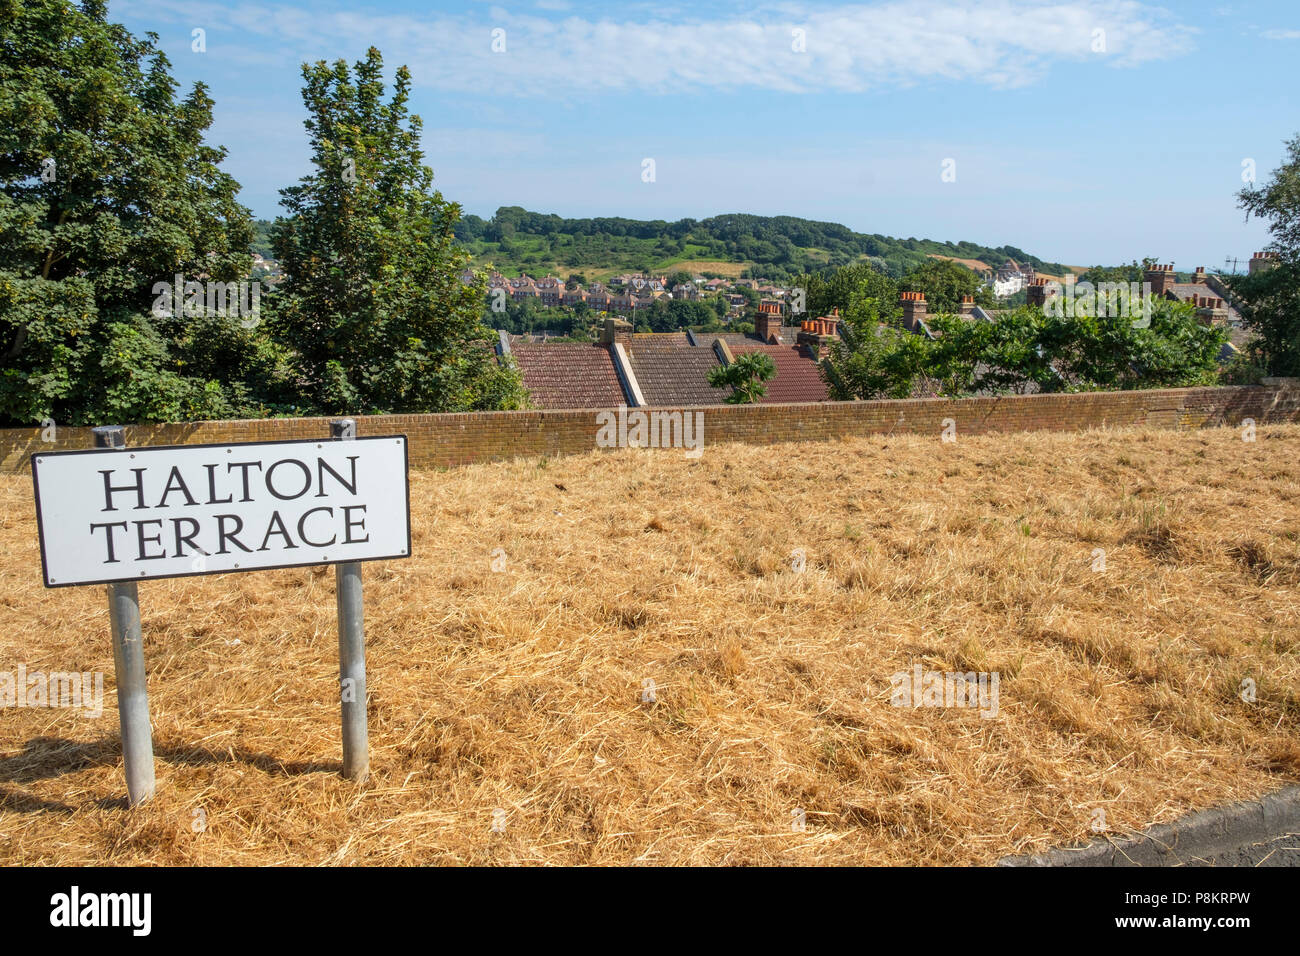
[94,425,156,807]
[31,422,411,804]
[331,419,368,781]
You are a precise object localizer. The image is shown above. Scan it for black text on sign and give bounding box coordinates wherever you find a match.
[32,437,410,586]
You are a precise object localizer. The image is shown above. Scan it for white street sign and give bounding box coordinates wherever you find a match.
[32,435,410,587]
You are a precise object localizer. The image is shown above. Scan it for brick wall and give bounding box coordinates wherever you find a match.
[4,384,1299,475]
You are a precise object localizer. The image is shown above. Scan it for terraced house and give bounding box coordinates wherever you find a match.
[497,311,835,409]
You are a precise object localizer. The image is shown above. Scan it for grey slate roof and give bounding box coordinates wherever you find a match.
[625,339,723,406]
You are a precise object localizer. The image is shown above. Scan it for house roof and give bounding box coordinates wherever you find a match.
[625,340,723,406]
[1165,283,1242,321]
[729,343,831,403]
[710,333,762,348]
[510,342,628,409]
[634,331,690,345]
[1228,326,1256,349]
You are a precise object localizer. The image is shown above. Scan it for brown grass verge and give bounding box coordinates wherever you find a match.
[1,423,1298,865]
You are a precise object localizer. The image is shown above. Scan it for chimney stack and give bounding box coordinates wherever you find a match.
[797,308,840,348]
[1193,266,1206,284]
[1249,251,1279,275]
[1194,296,1230,327]
[899,291,927,332]
[1026,278,1056,309]
[755,300,783,343]
[600,316,633,347]
[959,294,975,318]
[1144,262,1175,296]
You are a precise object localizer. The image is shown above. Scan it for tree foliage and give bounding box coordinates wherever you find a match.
[825,299,1225,401]
[0,0,264,425]
[708,351,776,404]
[1227,133,1300,377]
[457,207,1071,284]
[898,258,995,313]
[269,48,526,414]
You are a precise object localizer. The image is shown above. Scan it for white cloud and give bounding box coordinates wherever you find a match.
[118,0,1196,96]
[1261,28,1300,40]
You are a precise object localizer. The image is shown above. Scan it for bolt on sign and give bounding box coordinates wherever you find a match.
[29,421,409,806]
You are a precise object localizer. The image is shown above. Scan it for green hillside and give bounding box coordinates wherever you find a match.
[451,206,1069,282]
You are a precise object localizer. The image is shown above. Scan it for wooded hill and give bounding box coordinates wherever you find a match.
[451,207,1068,282]
[252,207,1070,284]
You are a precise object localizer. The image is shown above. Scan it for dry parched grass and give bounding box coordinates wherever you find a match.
[1,424,1299,866]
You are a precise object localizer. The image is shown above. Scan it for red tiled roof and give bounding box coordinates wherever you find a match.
[730,344,830,403]
[510,343,627,409]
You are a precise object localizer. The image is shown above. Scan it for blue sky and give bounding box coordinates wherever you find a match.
[113,0,1299,270]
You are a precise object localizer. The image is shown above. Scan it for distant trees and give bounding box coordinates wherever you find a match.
[899,258,995,313]
[799,262,897,319]
[645,298,715,333]
[482,296,578,336]
[1227,133,1300,377]
[1078,260,1148,286]
[454,209,1073,283]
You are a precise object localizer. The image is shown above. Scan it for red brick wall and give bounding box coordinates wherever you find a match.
[4,385,1298,474]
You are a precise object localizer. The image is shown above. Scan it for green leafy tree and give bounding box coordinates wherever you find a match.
[1227,134,1300,376]
[708,351,775,403]
[822,291,928,399]
[1078,260,1145,285]
[963,307,1057,394]
[828,293,1223,400]
[1041,296,1221,391]
[0,0,265,425]
[800,261,897,319]
[270,47,526,413]
[900,258,993,313]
